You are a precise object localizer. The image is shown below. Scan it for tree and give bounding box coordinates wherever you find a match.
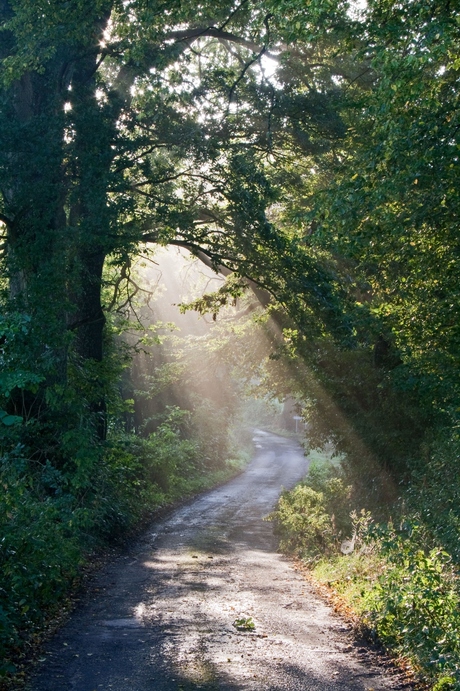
[306,0,460,420]
[0,0,349,442]
[249,0,460,475]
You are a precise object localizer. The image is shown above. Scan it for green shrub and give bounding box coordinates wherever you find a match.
[433,678,457,691]
[365,522,460,684]
[190,399,232,471]
[267,461,352,560]
[405,436,460,564]
[271,443,460,689]
[0,461,82,677]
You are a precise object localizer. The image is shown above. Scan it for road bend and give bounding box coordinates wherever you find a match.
[28,431,407,691]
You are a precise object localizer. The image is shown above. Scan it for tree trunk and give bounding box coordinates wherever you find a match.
[1,2,113,439]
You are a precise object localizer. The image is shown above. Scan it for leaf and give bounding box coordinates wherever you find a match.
[0,410,23,426]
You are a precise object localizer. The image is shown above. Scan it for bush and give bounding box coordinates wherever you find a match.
[273,448,460,688]
[0,460,82,677]
[190,399,232,471]
[267,460,352,560]
[365,522,460,684]
[405,436,460,564]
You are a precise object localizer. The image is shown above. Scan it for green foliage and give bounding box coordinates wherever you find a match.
[365,523,460,684]
[433,678,457,691]
[405,436,460,564]
[300,0,460,429]
[190,400,236,471]
[299,342,433,481]
[0,402,250,677]
[0,410,22,426]
[312,547,383,615]
[233,617,255,631]
[179,275,249,321]
[1,0,113,84]
[267,460,352,560]
[275,436,460,688]
[0,313,45,402]
[0,458,82,676]
[114,408,199,497]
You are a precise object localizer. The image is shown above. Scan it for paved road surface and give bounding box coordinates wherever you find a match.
[28,431,408,690]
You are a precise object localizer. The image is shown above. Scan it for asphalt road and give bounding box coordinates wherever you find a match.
[28,431,408,691]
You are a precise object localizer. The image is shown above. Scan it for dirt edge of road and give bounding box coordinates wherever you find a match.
[292,560,419,690]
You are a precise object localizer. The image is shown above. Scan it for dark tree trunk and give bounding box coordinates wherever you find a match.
[1,2,113,439]
[70,248,107,439]
[0,45,70,421]
[65,37,117,440]
[72,249,106,362]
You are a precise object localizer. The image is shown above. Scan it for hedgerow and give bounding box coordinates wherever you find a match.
[269,440,460,690]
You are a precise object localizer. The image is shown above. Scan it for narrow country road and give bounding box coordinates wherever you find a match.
[28,431,407,691]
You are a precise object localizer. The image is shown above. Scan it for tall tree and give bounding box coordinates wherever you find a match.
[307,0,460,419]
[0,0,348,439]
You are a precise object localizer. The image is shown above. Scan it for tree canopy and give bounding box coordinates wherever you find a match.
[0,0,458,446]
[0,0,349,436]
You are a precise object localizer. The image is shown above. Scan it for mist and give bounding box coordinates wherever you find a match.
[119,246,289,464]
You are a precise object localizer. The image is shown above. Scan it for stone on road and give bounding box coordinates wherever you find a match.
[28,431,405,690]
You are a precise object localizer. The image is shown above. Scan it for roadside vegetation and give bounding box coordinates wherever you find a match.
[269,438,460,690]
[0,263,264,683]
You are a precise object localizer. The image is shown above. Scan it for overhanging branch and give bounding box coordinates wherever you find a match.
[168,27,278,62]
[165,239,273,308]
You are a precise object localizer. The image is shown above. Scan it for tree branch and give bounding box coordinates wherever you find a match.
[168,27,278,61]
[218,0,250,32]
[228,48,266,104]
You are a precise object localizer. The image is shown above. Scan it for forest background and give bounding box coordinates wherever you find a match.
[0,0,459,688]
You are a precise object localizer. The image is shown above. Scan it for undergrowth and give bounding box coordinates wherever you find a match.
[269,438,460,690]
